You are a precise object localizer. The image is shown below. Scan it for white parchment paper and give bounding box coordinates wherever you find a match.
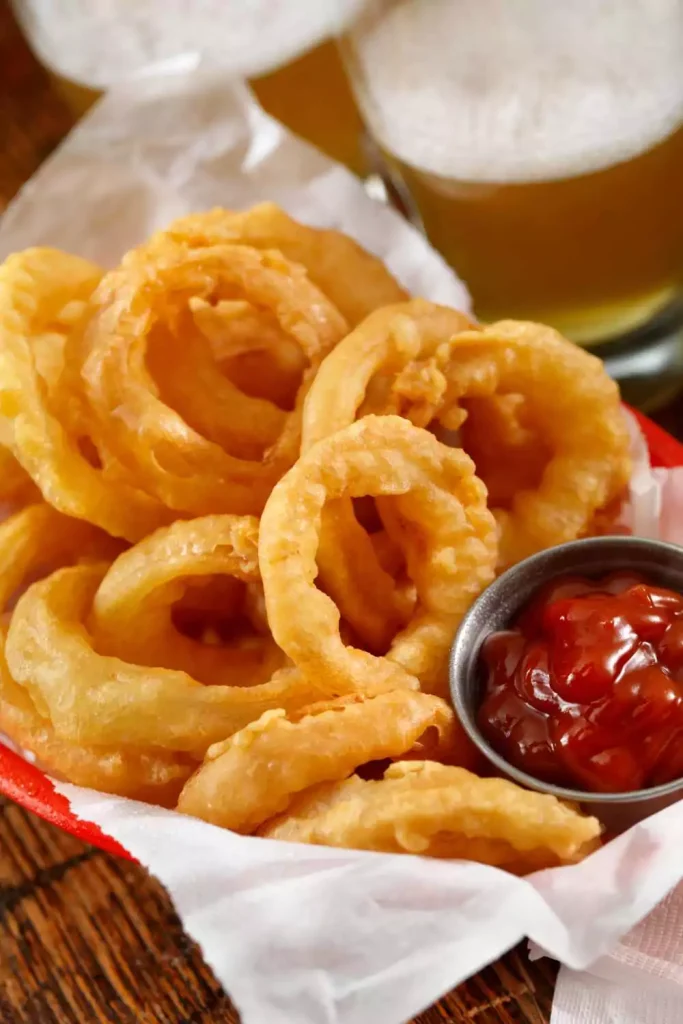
[0,67,468,313]
[2,66,683,1024]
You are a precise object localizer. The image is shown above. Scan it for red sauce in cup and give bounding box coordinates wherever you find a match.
[478,573,683,793]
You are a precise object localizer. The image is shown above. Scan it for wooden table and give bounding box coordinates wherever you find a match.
[0,4,680,1021]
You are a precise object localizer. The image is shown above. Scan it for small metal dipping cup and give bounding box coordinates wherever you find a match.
[449,536,683,832]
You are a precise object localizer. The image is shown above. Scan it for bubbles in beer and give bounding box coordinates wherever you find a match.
[348,0,683,182]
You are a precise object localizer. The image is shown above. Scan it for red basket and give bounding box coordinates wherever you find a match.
[1,406,682,862]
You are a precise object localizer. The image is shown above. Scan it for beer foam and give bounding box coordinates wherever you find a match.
[14,0,365,87]
[349,0,683,182]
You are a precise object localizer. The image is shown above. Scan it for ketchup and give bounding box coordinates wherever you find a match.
[478,573,683,793]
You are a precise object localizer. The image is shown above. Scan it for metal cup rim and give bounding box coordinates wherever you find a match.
[449,535,683,807]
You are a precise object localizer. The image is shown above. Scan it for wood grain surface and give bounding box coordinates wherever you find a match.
[0,2,679,1021]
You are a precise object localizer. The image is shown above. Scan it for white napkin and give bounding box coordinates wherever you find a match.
[551,886,683,1023]
[0,68,467,314]
[3,64,683,1024]
[547,427,683,1024]
[51,782,683,1024]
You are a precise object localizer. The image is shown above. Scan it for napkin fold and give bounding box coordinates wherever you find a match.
[552,885,683,1023]
[51,783,683,1024]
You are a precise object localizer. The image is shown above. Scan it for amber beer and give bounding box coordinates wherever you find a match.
[251,41,367,178]
[343,0,683,344]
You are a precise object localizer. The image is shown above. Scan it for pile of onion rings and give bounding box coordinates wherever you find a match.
[0,205,625,870]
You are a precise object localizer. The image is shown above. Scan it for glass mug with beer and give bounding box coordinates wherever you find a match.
[338,0,683,405]
[14,0,683,402]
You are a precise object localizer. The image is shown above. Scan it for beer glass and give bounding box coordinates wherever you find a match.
[340,0,683,403]
[251,41,368,177]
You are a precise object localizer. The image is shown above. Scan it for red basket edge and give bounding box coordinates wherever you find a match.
[0,741,133,859]
[629,407,683,470]
[1,407,682,862]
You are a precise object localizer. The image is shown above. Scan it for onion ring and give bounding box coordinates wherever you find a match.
[144,317,286,461]
[437,321,631,565]
[81,242,348,516]
[303,303,630,567]
[0,662,193,805]
[0,502,120,616]
[369,528,406,578]
[301,300,475,449]
[459,394,550,508]
[163,203,407,326]
[0,249,172,540]
[0,505,190,803]
[314,497,415,654]
[261,761,601,870]
[259,415,497,696]
[5,559,392,757]
[176,690,457,833]
[189,297,306,409]
[0,446,38,508]
[89,515,286,686]
[300,301,474,647]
